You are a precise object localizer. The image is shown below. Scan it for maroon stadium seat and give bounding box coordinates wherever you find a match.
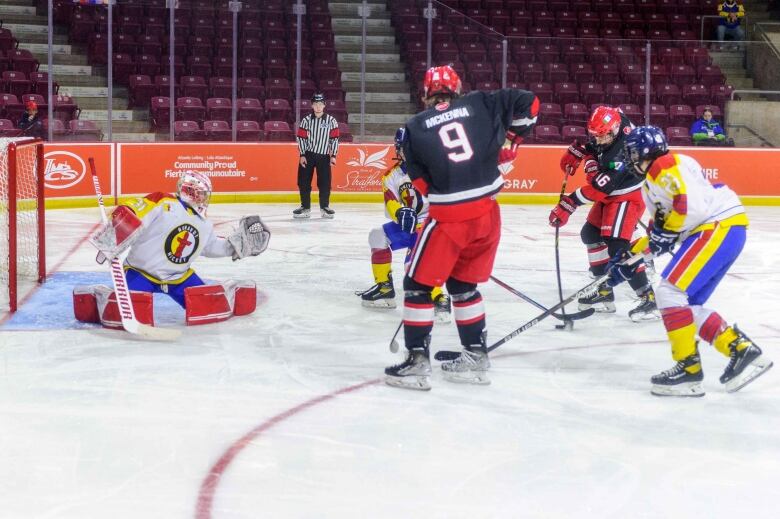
[538,102,564,127]
[237,98,263,123]
[176,97,206,123]
[174,120,205,142]
[236,120,262,141]
[564,102,589,125]
[206,98,232,123]
[203,120,232,142]
[561,125,587,142]
[180,76,208,102]
[555,82,579,105]
[683,84,710,108]
[68,119,103,142]
[666,126,693,146]
[669,105,695,129]
[649,104,669,127]
[128,75,155,109]
[534,124,563,144]
[0,118,21,137]
[263,120,294,142]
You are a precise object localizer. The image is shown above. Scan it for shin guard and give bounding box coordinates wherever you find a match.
[184,280,257,325]
[73,285,154,329]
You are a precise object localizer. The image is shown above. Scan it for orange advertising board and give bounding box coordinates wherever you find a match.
[39,142,780,202]
[42,143,113,201]
[117,142,398,195]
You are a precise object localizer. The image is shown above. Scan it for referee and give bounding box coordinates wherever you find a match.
[294,93,340,219]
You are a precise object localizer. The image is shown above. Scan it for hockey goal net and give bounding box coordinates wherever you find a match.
[0,137,45,313]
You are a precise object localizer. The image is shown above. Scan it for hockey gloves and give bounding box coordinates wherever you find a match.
[560,140,589,175]
[227,215,271,261]
[498,131,523,165]
[583,157,600,183]
[648,223,679,256]
[606,251,641,287]
[548,195,578,228]
[396,206,418,234]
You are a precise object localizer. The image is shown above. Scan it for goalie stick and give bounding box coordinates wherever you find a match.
[489,276,594,322]
[433,254,643,361]
[88,157,180,341]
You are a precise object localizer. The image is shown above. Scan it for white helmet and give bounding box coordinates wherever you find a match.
[177,171,212,216]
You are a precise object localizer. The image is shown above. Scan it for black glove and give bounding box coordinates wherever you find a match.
[648,223,679,256]
[606,250,641,287]
[396,206,418,234]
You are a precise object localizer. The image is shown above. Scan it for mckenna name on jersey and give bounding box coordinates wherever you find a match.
[424,106,470,128]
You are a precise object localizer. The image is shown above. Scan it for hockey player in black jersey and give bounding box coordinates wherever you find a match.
[551,105,659,321]
[384,65,538,390]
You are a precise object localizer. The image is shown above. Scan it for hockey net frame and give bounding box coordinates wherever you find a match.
[0,137,45,313]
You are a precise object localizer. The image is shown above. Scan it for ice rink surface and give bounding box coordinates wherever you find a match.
[1,203,778,519]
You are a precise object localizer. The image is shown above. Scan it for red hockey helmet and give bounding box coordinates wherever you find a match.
[423,65,462,99]
[587,105,621,138]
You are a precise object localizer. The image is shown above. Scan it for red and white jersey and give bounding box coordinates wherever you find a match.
[121,193,232,283]
[382,162,429,223]
[643,153,746,235]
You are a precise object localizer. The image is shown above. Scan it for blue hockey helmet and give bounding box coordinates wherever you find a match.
[624,125,668,177]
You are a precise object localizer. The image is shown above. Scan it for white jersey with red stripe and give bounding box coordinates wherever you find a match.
[121,192,232,283]
[642,153,746,236]
[382,162,429,223]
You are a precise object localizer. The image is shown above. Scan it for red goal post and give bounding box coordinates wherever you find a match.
[0,137,45,313]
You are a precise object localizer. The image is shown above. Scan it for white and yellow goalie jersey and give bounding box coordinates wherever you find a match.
[121,192,232,283]
[642,153,748,237]
[383,162,428,224]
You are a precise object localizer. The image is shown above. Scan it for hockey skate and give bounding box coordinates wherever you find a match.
[320,207,335,219]
[433,293,452,323]
[440,345,490,385]
[385,346,431,391]
[628,289,660,322]
[356,275,396,308]
[719,326,773,393]
[292,206,311,219]
[651,353,705,397]
[578,283,616,313]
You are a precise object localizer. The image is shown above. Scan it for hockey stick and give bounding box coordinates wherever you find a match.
[388,321,402,353]
[433,254,643,361]
[89,158,181,341]
[554,172,573,331]
[490,275,594,321]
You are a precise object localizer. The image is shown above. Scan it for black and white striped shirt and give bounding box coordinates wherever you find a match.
[296,113,339,157]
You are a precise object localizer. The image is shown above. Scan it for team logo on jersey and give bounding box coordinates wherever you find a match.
[164,224,200,264]
[399,181,424,214]
[43,151,87,189]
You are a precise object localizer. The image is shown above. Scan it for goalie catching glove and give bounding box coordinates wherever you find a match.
[227,215,271,261]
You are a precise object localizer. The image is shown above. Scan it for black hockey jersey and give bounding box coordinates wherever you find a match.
[402,89,539,222]
[573,112,641,204]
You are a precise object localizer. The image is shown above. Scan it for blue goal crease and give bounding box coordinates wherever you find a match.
[2,271,184,331]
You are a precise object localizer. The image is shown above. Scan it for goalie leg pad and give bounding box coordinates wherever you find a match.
[73,285,154,329]
[184,280,257,325]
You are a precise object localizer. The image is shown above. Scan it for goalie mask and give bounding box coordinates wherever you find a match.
[177,171,212,216]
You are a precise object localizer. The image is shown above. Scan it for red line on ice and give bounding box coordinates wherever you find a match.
[194,378,382,519]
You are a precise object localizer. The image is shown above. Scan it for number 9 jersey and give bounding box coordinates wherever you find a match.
[402,89,539,222]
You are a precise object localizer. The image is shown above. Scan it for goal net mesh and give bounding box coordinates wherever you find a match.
[0,137,42,310]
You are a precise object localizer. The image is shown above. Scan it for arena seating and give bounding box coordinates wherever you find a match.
[45,0,347,141]
[390,0,735,143]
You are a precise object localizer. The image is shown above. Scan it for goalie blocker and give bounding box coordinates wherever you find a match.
[73,280,257,327]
